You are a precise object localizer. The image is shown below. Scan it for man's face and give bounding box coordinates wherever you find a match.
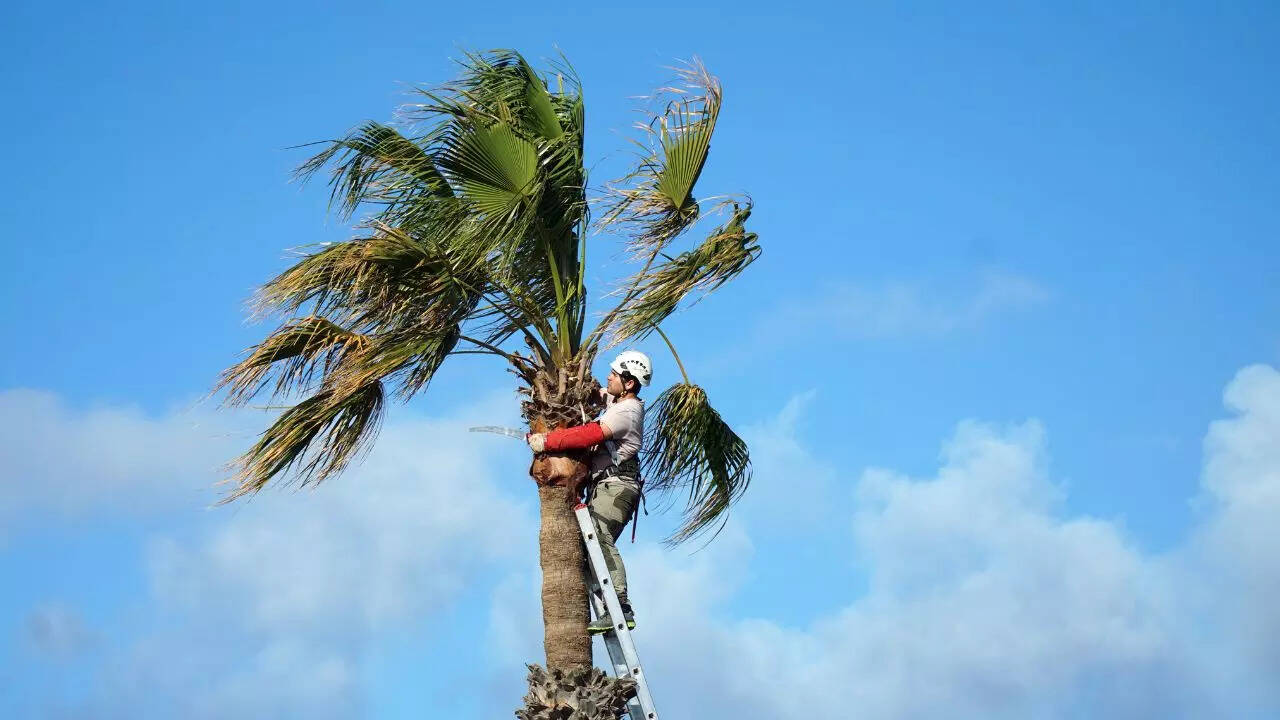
[606,370,625,396]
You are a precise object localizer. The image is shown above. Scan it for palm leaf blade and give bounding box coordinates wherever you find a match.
[610,201,759,345]
[296,121,453,219]
[519,58,565,141]
[440,122,538,219]
[602,60,722,253]
[216,316,369,406]
[222,381,385,502]
[642,383,751,544]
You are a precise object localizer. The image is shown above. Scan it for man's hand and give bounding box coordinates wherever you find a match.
[526,433,547,453]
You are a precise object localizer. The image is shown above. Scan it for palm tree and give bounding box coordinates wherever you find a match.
[215,49,758,683]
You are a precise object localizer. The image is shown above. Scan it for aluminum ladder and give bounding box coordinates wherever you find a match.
[574,503,658,720]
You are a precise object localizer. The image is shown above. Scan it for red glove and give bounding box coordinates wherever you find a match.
[543,422,606,452]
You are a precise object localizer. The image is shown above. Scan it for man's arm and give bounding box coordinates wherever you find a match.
[527,421,612,453]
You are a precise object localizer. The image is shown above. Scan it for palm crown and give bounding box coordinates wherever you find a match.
[217,50,760,544]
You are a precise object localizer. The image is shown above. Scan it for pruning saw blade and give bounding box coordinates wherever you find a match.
[468,425,525,440]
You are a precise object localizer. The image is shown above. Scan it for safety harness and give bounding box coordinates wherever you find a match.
[589,446,648,542]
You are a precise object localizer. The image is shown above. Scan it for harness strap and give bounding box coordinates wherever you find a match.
[589,455,646,541]
[630,478,648,543]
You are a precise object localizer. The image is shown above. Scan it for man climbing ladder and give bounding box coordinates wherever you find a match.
[527,350,652,633]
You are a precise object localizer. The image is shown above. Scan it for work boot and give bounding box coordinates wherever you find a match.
[588,602,636,635]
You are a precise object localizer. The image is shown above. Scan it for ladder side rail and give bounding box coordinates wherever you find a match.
[586,569,635,692]
[575,505,659,720]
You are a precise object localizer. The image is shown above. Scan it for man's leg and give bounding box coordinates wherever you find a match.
[587,481,638,619]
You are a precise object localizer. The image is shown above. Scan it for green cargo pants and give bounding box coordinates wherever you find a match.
[586,480,639,604]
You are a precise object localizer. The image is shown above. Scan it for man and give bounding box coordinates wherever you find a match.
[527,350,652,633]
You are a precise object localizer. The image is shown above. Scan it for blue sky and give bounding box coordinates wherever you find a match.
[2,1,1278,717]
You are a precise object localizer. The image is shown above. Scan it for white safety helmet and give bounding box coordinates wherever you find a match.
[611,350,653,387]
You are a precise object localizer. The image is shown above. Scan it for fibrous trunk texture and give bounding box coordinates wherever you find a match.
[538,480,591,669]
[519,352,604,671]
[515,664,637,720]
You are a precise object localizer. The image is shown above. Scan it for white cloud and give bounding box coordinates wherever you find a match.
[732,390,837,534]
[102,634,360,720]
[0,389,237,528]
[3,386,540,718]
[617,365,1280,719]
[108,394,538,718]
[148,406,531,635]
[754,269,1048,341]
[1170,364,1280,712]
[8,364,1280,718]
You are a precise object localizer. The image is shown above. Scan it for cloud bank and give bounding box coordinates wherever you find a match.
[1,388,533,718]
[619,365,1280,719]
[3,366,1278,718]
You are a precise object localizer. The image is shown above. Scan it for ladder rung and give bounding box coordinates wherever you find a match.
[575,504,659,720]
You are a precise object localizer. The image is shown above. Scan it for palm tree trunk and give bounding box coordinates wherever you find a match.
[537,481,592,669]
[522,362,602,670]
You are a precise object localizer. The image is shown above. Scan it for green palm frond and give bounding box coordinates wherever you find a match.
[219,271,478,498]
[216,316,369,407]
[326,316,465,401]
[218,51,759,522]
[609,201,759,345]
[253,231,429,321]
[642,383,751,545]
[400,50,588,360]
[427,49,575,144]
[221,381,385,502]
[437,121,539,221]
[601,59,722,254]
[253,221,488,326]
[296,121,453,221]
[518,57,565,142]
